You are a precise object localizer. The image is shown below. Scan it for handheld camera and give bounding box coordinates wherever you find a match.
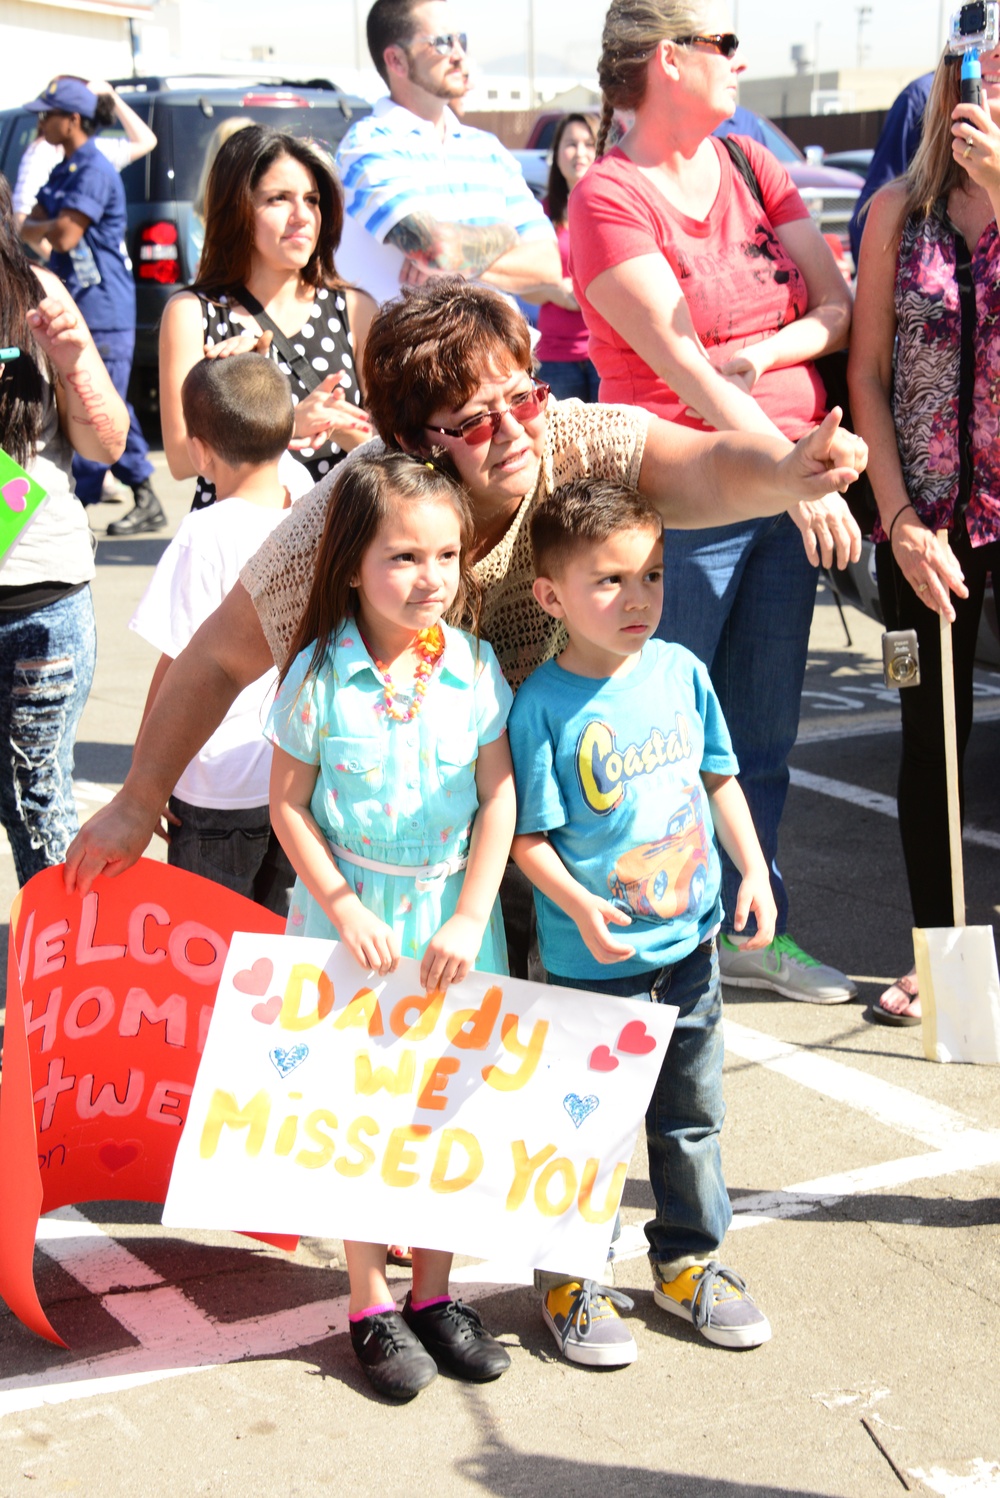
[881,629,921,689]
[946,3,998,107]
[948,0,999,55]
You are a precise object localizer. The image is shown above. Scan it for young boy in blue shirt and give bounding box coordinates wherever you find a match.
[508,479,777,1369]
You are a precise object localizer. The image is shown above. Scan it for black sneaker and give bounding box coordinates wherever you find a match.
[349,1310,438,1401]
[402,1292,511,1382]
[106,480,167,536]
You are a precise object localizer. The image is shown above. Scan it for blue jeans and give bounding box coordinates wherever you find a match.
[544,938,729,1282]
[657,514,817,936]
[168,795,294,917]
[0,587,96,885]
[537,358,602,404]
[72,329,153,505]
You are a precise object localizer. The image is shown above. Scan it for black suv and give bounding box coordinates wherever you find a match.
[0,75,371,412]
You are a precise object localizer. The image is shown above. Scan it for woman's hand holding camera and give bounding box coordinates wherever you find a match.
[951,85,1000,189]
[889,507,968,620]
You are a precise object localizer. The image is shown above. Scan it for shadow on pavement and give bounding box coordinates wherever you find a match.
[74,740,133,783]
[93,537,172,567]
[452,1385,839,1497]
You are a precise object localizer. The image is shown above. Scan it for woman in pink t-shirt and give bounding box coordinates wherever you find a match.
[532,114,602,403]
[569,0,857,1002]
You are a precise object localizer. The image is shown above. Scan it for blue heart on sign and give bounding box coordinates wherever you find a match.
[270,1044,309,1078]
[563,1093,599,1128]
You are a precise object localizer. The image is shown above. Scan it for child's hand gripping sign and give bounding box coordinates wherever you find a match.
[164,933,678,1278]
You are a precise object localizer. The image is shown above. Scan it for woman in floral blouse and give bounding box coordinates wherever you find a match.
[849,45,1000,1023]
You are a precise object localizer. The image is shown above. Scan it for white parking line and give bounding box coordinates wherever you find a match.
[2,1015,998,1418]
[789,766,1000,851]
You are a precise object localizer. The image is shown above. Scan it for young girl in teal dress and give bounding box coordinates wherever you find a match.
[267,452,516,1402]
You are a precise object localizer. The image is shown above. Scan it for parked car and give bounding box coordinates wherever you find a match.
[822,147,874,179]
[0,75,371,413]
[513,105,865,265]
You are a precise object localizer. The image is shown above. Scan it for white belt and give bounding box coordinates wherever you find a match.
[329,841,468,892]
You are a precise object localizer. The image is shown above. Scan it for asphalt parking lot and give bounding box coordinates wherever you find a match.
[0,460,998,1498]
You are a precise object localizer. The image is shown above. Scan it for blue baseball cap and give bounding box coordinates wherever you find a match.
[24,78,99,118]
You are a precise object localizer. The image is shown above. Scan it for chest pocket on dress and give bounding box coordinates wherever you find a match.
[321,735,385,802]
[435,731,479,798]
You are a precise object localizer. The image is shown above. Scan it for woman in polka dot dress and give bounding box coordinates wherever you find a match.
[159,124,375,508]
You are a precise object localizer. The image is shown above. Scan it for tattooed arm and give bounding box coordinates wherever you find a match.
[390,211,562,292]
[29,269,129,464]
[386,211,518,277]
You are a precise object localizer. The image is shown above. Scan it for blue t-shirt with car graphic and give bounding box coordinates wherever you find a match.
[509,640,739,980]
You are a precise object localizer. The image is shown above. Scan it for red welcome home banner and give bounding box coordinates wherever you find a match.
[0,859,291,1345]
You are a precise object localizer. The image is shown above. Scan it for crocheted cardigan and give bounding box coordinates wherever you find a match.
[240,398,648,690]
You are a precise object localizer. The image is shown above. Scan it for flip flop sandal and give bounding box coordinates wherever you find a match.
[869,974,921,1027]
[387,1245,413,1266]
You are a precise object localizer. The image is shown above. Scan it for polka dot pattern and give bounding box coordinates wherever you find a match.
[189,285,363,510]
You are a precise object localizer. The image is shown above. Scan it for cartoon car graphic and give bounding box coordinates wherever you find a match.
[608,791,710,920]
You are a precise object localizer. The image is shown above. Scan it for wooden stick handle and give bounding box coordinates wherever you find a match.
[937,529,966,927]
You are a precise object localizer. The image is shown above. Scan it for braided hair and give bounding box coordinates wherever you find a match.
[595,0,704,155]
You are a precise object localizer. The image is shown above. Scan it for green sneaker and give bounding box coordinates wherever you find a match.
[718,933,857,1004]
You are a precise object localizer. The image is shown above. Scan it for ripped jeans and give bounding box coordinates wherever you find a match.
[0,587,96,885]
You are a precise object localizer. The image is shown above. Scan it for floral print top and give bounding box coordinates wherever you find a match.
[883,203,1000,548]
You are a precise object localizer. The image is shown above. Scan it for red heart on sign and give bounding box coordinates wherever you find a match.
[252,995,282,1025]
[588,1045,619,1072]
[98,1141,141,1173]
[617,1020,656,1055]
[234,957,274,996]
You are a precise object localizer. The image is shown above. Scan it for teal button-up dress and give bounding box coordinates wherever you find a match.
[266,622,512,972]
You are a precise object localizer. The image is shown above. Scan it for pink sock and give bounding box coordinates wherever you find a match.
[409,1294,452,1312]
[349,1301,396,1323]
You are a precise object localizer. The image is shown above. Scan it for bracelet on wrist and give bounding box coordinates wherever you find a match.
[887,503,916,544]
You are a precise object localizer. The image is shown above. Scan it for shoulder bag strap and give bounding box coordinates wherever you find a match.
[951,229,977,535]
[234,285,325,396]
[721,135,764,208]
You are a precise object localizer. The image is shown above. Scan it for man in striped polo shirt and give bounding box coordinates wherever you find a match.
[335,0,561,305]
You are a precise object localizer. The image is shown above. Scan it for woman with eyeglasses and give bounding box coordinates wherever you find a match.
[569,0,858,1004]
[68,276,862,893]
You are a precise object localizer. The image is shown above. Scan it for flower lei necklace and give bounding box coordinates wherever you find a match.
[368,624,445,722]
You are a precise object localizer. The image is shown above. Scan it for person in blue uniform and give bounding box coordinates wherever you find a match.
[21,77,164,534]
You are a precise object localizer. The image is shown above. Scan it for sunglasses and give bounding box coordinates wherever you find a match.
[426,383,550,446]
[675,32,740,58]
[410,31,468,55]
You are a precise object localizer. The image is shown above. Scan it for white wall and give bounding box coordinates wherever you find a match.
[0,0,138,109]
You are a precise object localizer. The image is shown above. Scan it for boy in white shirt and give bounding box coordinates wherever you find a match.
[130,354,310,912]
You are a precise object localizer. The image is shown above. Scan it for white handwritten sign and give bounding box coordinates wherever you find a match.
[164,935,677,1278]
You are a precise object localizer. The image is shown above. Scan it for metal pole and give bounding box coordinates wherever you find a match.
[527,0,536,108]
[856,4,872,68]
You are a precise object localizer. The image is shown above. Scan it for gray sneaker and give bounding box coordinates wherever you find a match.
[718,933,857,1003]
[542,1279,637,1367]
[654,1262,771,1349]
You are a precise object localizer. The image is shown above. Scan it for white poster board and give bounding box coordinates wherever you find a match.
[164,935,677,1279]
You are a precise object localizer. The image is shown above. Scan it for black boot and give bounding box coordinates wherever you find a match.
[106,480,167,536]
